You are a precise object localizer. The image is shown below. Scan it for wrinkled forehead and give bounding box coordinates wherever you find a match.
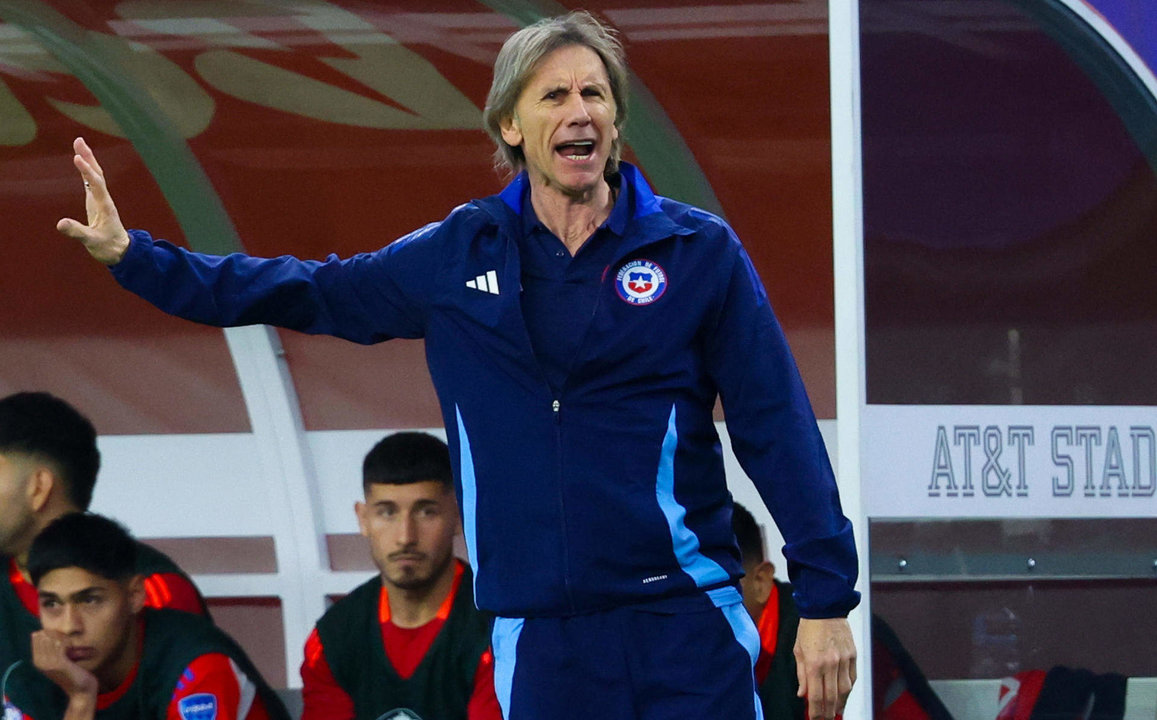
[521,43,612,93]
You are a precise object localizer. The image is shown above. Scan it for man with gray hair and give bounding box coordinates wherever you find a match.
[56,10,857,720]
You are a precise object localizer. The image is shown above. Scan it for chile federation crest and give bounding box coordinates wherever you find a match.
[616,260,667,305]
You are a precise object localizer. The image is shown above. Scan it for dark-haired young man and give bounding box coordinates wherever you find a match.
[0,513,288,720]
[300,432,500,720]
[0,392,208,677]
[733,502,807,720]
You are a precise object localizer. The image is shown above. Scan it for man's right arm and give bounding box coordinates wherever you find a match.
[57,137,435,344]
[109,230,431,344]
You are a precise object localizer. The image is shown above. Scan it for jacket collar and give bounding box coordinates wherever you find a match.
[480,162,693,256]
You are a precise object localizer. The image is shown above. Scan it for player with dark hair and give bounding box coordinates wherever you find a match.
[733,502,807,720]
[300,432,500,720]
[57,10,858,720]
[361,431,453,488]
[0,392,208,677]
[1,513,288,720]
[0,391,100,512]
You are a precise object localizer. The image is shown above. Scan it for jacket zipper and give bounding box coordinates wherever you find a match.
[552,397,576,611]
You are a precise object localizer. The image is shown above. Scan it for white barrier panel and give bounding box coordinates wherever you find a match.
[930,677,1157,720]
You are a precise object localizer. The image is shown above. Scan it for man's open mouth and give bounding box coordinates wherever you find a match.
[556,140,595,160]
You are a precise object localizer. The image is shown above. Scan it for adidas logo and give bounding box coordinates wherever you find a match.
[466,270,500,295]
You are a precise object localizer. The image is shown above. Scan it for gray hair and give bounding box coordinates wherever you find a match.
[482,10,629,177]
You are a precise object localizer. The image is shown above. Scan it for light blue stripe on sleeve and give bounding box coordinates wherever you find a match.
[456,405,480,596]
[491,617,524,720]
[655,404,729,587]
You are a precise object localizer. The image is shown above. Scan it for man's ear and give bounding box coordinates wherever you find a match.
[26,465,57,514]
[354,501,370,537]
[750,560,776,605]
[126,575,146,614]
[500,114,523,148]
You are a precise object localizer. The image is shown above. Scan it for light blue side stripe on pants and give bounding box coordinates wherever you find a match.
[655,404,730,587]
[455,405,480,596]
[710,586,766,720]
[491,616,524,720]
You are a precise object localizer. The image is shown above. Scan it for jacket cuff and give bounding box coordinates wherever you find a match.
[109,228,155,281]
[784,520,861,618]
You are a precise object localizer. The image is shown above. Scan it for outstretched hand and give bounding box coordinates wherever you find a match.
[795,616,856,720]
[56,137,131,265]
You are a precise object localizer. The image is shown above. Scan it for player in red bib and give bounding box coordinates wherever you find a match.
[300,432,501,720]
[0,393,208,680]
[2,512,288,720]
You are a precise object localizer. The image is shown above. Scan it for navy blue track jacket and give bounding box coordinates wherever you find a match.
[111,163,859,619]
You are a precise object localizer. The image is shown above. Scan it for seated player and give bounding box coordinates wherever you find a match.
[733,502,807,720]
[2,512,288,720]
[0,392,207,676]
[300,432,500,720]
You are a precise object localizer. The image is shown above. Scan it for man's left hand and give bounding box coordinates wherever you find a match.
[794,616,856,720]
